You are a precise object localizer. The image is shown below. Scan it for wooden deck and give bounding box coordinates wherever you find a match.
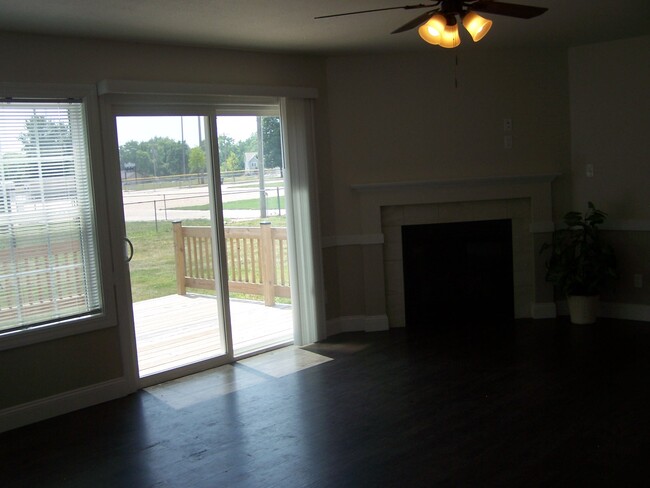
[132,294,293,377]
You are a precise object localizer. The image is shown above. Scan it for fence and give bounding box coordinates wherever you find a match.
[0,240,88,329]
[123,187,285,229]
[173,221,290,306]
[121,168,283,189]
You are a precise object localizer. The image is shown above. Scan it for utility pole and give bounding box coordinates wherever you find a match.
[180,117,186,178]
[257,116,266,218]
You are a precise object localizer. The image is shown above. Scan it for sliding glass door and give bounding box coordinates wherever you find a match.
[115,113,231,382]
[215,112,293,357]
[108,102,297,385]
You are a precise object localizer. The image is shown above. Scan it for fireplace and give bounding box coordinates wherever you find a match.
[347,174,558,333]
[402,219,514,329]
[381,197,539,328]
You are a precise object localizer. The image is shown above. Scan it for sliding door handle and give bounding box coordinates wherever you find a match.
[124,237,134,263]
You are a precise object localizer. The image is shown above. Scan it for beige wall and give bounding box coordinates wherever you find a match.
[568,35,650,219]
[0,328,123,409]
[323,47,571,318]
[568,35,650,305]
[0,32,325,87]
[324,48,570,234]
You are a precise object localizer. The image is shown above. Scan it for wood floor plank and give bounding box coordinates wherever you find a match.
[3,318,650,487]
[132,294,293,376]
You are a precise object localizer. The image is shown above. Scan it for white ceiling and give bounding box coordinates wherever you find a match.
[0,0,649,54]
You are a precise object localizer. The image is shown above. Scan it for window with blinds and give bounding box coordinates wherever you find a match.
[0,100,102,333]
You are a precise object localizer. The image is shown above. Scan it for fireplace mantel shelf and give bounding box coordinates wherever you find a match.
[351,173,561,192]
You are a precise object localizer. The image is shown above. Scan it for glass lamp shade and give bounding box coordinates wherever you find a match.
[439,24,461,48]
[418,14,447,45]
[462,11,492,42]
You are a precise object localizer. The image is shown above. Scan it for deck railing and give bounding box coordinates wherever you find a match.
[0,240,88,327]
[172,221,290,306]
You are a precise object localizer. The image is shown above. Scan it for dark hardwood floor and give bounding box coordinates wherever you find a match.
[2,317,650,487]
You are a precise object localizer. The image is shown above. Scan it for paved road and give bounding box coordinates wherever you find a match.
[122,183,285,222]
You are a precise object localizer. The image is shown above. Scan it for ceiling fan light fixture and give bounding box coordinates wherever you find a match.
[317,1,548,50]
[439,24,461,48]
[462,11,493,42]
[417,14,447,45]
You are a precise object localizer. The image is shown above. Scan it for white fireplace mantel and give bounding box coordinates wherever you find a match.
[343,172,561,332]
[351,173,560,193]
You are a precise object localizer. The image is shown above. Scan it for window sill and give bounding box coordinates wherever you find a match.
[0,313,116,351]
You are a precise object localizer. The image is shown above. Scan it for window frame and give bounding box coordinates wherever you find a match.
[0,83,117,350]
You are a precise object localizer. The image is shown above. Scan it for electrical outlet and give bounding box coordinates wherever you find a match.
[503,118,512,131]
[634,274,643,288]
[586,164,594,178]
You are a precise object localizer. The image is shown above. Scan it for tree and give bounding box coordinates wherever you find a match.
[240,133,257,155]
[223,152,242,172]
[147,137,189,176]
[188,146,206,174]
[119,140,153,176]
[18,115,74,177]
[19,115,72,158]
[218,134,238,169]
[118,137,189,177]
[262,116,282,169]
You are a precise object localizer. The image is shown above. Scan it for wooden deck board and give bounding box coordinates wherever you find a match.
[133,294,293,377]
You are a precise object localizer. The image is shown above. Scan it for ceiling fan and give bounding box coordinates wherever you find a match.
[315,0,548,48]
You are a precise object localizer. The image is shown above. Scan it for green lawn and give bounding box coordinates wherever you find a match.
[126,220,184,302]
[177,195,285,212]
[126,216,286,303]
[234,181,284,189]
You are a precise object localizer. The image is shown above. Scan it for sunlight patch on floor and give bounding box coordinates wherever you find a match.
[145,346,332,409]
[238,346,333,378]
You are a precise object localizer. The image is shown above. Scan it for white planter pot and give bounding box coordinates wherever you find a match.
[567,295,600,324]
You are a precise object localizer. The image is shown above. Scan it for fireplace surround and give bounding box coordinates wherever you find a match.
[350,174,559,330]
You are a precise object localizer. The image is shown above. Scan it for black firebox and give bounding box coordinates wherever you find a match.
[402,219,514,329]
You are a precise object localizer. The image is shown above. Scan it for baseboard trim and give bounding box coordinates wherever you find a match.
[365,315,390,332]
[326,314,390,336]
[531,302,557,319]
[599,302,650,322]
[0,377,131,434]
[556,300,650,322]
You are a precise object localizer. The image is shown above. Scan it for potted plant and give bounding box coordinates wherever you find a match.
[541,202,617,324]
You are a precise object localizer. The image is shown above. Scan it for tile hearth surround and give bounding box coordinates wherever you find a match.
[382,199,532,327]
[351,174,558,329]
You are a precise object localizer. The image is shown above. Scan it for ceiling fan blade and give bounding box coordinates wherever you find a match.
[314,3,436,20]
[471,1,548,19]
[391,10,438,34]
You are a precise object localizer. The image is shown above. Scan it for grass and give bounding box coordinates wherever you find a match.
[123,179,206,192]
[235,181,284,189]
[126,220,180,302]
[126,216,287,303]
[123,173,282,192]
[177,196,285,212]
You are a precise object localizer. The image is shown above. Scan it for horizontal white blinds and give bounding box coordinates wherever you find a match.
[0,101,102,332]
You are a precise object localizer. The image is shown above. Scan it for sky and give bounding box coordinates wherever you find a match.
[116,115,258,147]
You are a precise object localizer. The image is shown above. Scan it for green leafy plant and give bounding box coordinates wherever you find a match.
[541,202,617,296]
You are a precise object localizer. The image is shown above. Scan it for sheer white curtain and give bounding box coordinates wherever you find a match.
[280,98,326,345]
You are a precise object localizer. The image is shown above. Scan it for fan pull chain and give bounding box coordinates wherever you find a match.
[454,54,459,89]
